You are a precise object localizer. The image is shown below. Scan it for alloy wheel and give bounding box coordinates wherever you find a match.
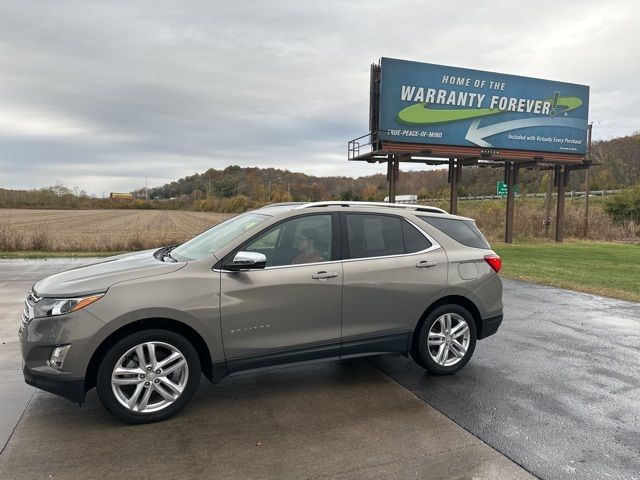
[111,341,189,413]
[427,313,471,367]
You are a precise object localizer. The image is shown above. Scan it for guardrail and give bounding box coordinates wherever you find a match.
[419,190,620,203]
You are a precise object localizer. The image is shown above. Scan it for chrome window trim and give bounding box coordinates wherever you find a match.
[214,259,341,274]
[214,217,441,271]
[340,244,441,264]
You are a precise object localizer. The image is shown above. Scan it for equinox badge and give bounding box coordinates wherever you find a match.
[230,324,271,334]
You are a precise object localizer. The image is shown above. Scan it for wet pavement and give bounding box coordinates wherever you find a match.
[2,259,638,479]
[372,278,640,480]
[0,259,532,480]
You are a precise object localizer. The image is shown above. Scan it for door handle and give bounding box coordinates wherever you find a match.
[416,260,437,269]
[312,271,338,280]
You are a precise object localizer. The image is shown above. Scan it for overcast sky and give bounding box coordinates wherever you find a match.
[1,0,638,195]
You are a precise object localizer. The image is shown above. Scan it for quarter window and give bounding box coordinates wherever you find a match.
[418,216,490,249]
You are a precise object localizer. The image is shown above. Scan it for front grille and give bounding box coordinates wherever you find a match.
[19,292,39,335]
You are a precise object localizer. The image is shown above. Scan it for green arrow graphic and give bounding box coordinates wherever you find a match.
[397,96,583,125]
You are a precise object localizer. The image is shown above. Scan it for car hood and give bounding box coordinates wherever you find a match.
[33,249,187,297]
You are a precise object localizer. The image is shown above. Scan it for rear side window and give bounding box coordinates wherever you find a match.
[345,214,433,259]
[345,214,404,259]
[418,216,490,249]
[402,220,432,253]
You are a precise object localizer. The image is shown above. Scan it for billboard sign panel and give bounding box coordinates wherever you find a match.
[378,58,589,154]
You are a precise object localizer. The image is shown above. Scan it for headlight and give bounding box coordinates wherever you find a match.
[34,294,104,317]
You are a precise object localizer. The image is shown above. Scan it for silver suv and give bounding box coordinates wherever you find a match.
[20,202,503,423]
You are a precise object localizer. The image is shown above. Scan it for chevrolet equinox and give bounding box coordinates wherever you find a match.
[20,201,503,423]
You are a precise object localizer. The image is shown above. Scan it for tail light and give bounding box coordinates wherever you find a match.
[484,254,502,273]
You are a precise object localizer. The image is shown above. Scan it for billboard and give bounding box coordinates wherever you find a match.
[378,58,589,155]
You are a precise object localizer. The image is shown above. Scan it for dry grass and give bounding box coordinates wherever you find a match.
[423,197,639,243]
[1,199,638,253]
[0,209,232,252]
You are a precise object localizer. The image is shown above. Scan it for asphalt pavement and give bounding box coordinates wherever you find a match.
[372,278,640,480]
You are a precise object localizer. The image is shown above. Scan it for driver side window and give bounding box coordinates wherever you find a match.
[244,214,332,267]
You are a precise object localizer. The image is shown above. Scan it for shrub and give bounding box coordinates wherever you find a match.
[605,184,640,223]
[30,228,52,251]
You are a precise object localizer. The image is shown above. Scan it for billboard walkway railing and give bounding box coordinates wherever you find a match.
[418,190,619,203]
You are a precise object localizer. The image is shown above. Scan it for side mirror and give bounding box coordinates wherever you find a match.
[223,251,267,271]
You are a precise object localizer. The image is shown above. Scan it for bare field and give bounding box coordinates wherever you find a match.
[0,209,233,251]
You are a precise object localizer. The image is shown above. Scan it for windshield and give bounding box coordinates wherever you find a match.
[172,213,269,260]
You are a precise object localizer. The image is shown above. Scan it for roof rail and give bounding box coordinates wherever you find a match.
[294,201,448,214]
[262,202,306,207]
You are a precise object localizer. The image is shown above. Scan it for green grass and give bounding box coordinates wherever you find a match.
[493,241,640,302]
[0,251,128,259]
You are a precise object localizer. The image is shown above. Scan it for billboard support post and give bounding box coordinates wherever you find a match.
[584,123,593,237]
[555,167,566,242]
[505,162,515,244]
[584,165,590,237]
[543,171,554,237]
[387,157,398,203]
[449,159,458,215]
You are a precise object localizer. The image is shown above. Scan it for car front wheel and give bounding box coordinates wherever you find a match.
[96,329,201,424]
[415,304,477,375]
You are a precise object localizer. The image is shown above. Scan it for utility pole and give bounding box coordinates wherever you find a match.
[145,177,148,200]
[268,177,282,201]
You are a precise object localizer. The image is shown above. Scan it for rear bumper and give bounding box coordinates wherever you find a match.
[23,365,86,404]
[477,313,503,340]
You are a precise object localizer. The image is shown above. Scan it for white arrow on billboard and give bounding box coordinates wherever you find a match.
[464,117,587,147]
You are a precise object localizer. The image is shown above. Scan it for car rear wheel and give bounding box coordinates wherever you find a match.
[415,304,477,375]
[96,329,201,424]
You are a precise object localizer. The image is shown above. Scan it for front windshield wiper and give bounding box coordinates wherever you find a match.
[163,250,177,262]
[155,245,179,263]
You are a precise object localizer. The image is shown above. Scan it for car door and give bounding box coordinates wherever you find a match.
[340,212,448,357]
[220,213,343,372]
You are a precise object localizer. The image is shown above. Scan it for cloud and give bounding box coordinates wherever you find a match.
[1,0,638,194]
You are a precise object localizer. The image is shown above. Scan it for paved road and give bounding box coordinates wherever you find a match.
[0,259,531,480]
[372,278,640,480]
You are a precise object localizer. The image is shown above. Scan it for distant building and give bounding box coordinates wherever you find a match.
[110,192,133,199]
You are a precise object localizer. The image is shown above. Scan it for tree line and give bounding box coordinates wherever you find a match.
[1,133,638,210]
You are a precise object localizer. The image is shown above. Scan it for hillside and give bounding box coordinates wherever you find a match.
[1,133,638,210]
[136,132,640,203]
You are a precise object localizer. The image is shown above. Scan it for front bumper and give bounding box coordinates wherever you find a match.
[23,365,85,403]
[20,306,105,403]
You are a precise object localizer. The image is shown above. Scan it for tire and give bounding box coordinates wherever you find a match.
[96,329,201,424]
[414,304,477,375]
